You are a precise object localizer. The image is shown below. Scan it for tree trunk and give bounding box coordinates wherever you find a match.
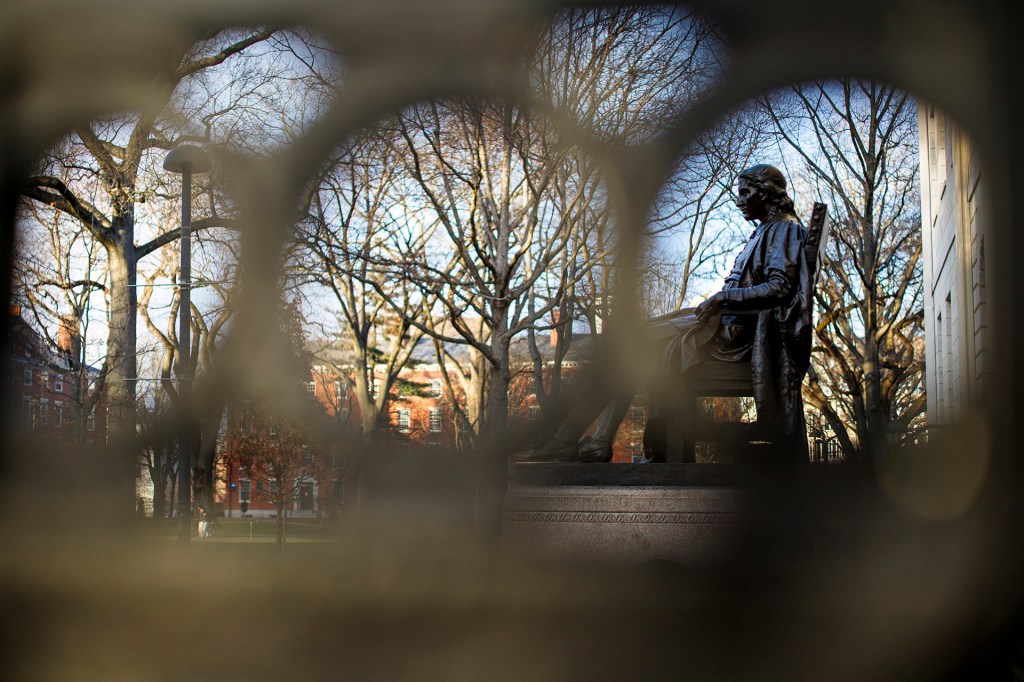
[105,229,138,510]
[276,495,286,546]
[479,326,511,540]
[484,305,512,439]
[861,206,886,455]
[468,350,487,435]
[151,467,166,519]
[352,352,380,442]
[863,328,885,451]
[193,402,226,516]
[168,466,177,519]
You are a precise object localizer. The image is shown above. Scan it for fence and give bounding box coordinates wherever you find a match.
[1,0,1022,679]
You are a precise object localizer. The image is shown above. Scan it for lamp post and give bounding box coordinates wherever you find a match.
[163,144,212,544]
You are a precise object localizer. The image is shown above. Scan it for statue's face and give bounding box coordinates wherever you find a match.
[735,178,767,222]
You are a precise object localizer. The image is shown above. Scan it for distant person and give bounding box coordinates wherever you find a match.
[197,506,212,538]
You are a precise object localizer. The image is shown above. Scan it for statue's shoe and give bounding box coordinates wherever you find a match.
[514,441,579,462]
[576,436,612,463]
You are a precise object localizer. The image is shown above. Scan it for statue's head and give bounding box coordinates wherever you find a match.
[736,164,795,220]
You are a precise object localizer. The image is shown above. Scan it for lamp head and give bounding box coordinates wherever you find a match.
[163,144,212,174]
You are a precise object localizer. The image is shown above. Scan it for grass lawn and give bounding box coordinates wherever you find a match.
[139,515,341,543]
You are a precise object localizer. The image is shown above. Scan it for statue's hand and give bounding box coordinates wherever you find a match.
[695,291,728,321]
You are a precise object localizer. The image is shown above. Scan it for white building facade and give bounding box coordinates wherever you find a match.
[919,103,989,425]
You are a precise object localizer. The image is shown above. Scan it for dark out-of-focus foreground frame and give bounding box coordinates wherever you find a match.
[0,0,1022,680]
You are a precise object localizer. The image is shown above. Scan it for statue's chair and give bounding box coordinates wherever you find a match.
[648,203,829,463]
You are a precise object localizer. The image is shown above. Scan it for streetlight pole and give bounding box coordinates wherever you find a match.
[163,144,211,544]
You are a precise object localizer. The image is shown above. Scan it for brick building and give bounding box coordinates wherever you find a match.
[218,388,338,520]
[383,365,468,451]
[6,307,107,445]
[216,327,650,518]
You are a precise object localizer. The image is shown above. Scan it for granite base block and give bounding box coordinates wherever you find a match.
[501,484,752,566]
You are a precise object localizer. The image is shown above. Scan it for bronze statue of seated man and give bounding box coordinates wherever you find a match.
[518,163,816,463]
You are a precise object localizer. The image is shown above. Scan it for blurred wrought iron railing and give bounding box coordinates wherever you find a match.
[1,0,1023,679]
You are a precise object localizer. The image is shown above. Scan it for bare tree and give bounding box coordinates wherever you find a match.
[389,96,609,439]
[340,8,748,451]
[427,317,489,448]
[766,80,923,459]
[136,388,178,519]
[137,243,233,514]
[297,128,430,444]
[226,403,328,545]
[13,188,107,445]
[533,6,723,145]
[17,27,276,459]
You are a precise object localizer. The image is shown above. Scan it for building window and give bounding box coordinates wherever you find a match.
[302,446,312,467]
[935,310,945,419]
[372,378,381,398]
[269,480,279,496]
[270,424,278,437]
[944,294,954,420]
[630,406,646,428]
[339,407,349,423]
[54,402,63,428]
[54,377,63,393]
[397,408,410,432]
[429,379,442,397]
[306,381,316,396]
[23,367,31,385]
[297,480,315,512]
[86,407,95,431]
[335,380,347,400]
[529,406,541,421]
[39,401,48,427]
[239,480,251,503]
[429,408,442,433]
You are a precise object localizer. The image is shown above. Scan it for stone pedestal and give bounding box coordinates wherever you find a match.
[502,463,758,566]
